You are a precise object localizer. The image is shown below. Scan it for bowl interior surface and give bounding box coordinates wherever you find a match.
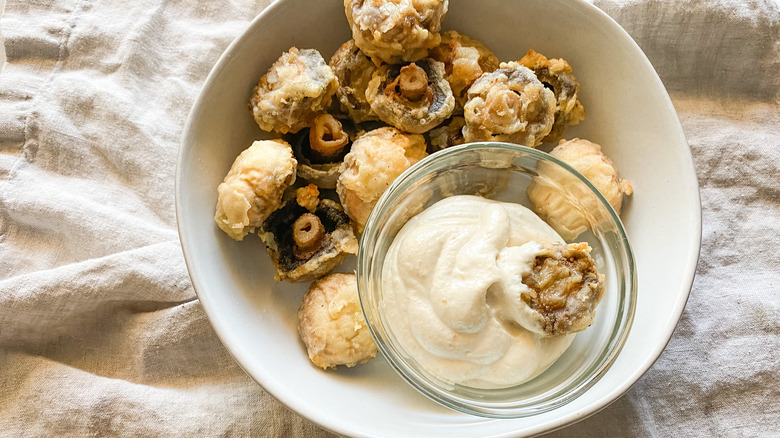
[176,0,700,436]
[358,143,636,418]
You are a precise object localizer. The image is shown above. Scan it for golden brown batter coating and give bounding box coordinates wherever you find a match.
[519,50,585,143]
[366,59,455,134]
[527,138,633,240]
[250,47,339,134]
[214,140,297,241]
[337,127,428,231]
[298,273,378,369]
[429,30,499,109]
[329,40,379,123]
[520,242,605,336]
[463,61,556,147]
[551,138,633,213]
[344,0,448,65]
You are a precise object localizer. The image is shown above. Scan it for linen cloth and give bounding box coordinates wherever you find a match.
[0,0,778,436]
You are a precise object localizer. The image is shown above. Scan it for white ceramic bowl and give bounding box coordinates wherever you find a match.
[176,0,701,436]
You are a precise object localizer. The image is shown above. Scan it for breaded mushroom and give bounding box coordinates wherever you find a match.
[518,49,585,143]
[429,30,500,109]
[337,127,428,231]
[250,47,339,134]
[259,193,358,283]
[366,58,455,133]
[329,40,379,123]
[527,138,633,239]
[463,62,556,147]
[291,114,353,189]
[518,242,605,336]
[214,140,297,241]
[298,273,378,369]
[344,0,449,65]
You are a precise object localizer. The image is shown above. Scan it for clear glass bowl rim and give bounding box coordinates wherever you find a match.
[356,141,637,418]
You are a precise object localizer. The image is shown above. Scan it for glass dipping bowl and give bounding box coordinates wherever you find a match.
[356,142,637,418]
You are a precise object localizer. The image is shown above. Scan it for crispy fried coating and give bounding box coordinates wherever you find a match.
[298,273,378,369]
[214,140,296,241]
[344,0,448,65]
[429,30,499,109]
[527,138,633,240]
[329,40,379,123]
[337,127,428,231]
[519,49,585,143]
[463,62,556,147]
[519,242,605,336]
[250,47,338,134]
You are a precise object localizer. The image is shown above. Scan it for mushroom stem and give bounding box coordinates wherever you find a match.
[397,63,429,101]
[293,213,325,258]
[309,114,349,158]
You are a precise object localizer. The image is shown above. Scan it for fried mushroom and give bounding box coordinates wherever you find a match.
[250,47,339,134]
[366,59,455,134]
[516,242,605,336]
[526,138,633,240]
[429,30,499,109]
[298,273,378,369]
[214,140,297,241]
[329,40,379,123]
[291,114,353,189]
[427,115,465,152]
[259,194,358,283]
[337,127,428,231]
[344,0,449,65]
[463,61,556,147]
[518,49,585,143]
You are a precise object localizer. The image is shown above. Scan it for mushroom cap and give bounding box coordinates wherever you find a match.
[426,115,465,152]
[463,61,556,147]
[429,30,500,109]
[526,138,632,240]
[250,47,339,134]
[214,139,297,241]
[518,50,585,143]
[259,198,358,283]
[329,40,380,123]
[366,58,455,134]
[344,0,449,65]
[337,127,428,231]
[297,273,378,369]
[549,138,633,213]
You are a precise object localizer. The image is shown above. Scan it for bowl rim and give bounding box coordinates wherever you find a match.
[175,0,702,435]
[356,141,638,418]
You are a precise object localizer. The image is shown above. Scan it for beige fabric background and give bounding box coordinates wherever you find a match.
[1,0,778,436]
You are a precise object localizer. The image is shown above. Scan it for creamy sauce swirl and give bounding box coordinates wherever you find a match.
[381,195,575,388]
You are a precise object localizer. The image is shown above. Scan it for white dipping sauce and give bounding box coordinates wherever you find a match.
[381,195,575,388]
